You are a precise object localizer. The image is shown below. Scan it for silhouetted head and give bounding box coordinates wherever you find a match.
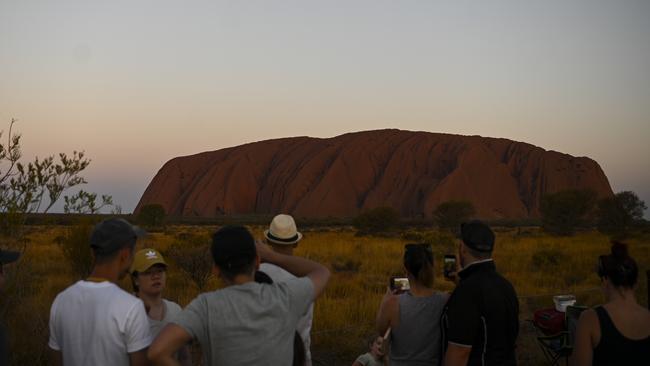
[90,218,144,279]
[211,225,257,282]
[404,243,434,288]
[459,220,494,261]
[597,241,638,289]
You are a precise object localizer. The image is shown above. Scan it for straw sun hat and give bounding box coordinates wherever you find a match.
[264,214,303,245]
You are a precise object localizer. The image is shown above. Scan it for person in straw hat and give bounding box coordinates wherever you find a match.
[259,214,314,366]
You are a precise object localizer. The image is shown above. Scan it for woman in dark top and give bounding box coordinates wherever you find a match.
[571,242,650,366]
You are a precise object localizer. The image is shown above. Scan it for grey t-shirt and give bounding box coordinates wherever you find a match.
[174,277,314,366]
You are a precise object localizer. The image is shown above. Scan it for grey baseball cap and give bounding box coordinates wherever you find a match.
[90,218,146,255]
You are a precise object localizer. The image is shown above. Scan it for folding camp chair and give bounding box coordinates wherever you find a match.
[529,319,572,366]
[530,305,589,366]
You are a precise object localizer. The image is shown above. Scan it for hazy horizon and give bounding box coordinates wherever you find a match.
[1,0,649,216]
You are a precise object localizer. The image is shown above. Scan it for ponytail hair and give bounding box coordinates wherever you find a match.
[404,243,434,288]
[597,241,638,289]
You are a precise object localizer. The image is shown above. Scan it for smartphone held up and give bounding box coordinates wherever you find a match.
[443,254,456,280]
[390,276,410,293]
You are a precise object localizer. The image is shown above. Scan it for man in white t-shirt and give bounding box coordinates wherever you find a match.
[48,218,152,366]
[148,225,330,366]
[259,214,315,366]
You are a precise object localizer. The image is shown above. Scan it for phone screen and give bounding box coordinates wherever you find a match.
[390,276,410,292]
[444,255,456,278]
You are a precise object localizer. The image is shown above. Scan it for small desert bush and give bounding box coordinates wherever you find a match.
[331,256,362,273]
[164,233,213,291]
[353,207,400,235]
[56,221,96,279]
[531,248,569,270]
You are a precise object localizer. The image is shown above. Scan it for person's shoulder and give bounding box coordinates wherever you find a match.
[272,276,314,300]
[51,281,80,309]
[260,262,295,282]
[355,352,372,364]
[163,299,183,313]
[53,280,97,302]
[53,280,82,296]
[163,298,182,309]
[577,308,599,332]
[580,307,598,321]
[101,283,144,309]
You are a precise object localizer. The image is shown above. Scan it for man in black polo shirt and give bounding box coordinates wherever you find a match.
[442,220,519,366]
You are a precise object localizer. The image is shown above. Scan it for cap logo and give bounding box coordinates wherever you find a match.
[145,250,158,260]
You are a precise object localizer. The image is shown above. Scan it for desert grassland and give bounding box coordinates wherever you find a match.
[7,225,650,365]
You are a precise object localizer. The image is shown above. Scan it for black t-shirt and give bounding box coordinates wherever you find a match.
[442,260,519,366]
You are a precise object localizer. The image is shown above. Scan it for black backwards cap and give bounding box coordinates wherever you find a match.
[211,226,257,269]
[90,218,146,255]
[460,220,495,252]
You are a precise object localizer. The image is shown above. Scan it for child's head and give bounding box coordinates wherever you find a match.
[368,335,384,358]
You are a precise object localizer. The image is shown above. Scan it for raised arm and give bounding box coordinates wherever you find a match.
[376,288,399,336]
[49,349,63,366]
[129,349,149,366]
[148,324,193,366]
[256,241,330,298]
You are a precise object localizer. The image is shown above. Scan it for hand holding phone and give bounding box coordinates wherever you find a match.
[389,276,410,293]
[443,254,457,281]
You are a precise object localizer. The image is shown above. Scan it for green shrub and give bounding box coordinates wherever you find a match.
[353,207,400,235]
[164,233,212,291]
[137,203,167,228]
[597,191,647,239]
[531,248,568,270]
[331,256,362,273]
[57,221,96,279]
[540,190,596,236]
[433,200,475,234]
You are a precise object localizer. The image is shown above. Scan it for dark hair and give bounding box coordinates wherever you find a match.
[211,226,257,281]
[131,272,140,293]
[597,241,638,289]
[93,240,136,264]
[404,243,434,288]
[367,335,381,348]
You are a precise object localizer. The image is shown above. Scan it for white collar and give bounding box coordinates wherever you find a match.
[460,258,494,272]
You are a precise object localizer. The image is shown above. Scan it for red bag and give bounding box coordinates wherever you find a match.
[533,308,565,335]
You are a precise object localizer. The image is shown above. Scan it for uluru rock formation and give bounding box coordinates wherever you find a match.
[136,130,613,219]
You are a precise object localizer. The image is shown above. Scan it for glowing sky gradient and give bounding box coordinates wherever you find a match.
[1,1,649,215]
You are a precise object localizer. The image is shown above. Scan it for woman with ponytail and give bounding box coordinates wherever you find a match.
[376,243,448,366]
[571,241,650,366]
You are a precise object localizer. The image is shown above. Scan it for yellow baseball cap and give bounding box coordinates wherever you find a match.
[130,248,167,273]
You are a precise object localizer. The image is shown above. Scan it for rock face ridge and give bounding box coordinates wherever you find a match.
[136,130,613,219]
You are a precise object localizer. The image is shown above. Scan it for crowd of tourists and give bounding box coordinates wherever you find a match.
[0,214,648,366]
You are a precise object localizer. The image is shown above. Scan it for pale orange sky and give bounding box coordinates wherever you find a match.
[1,1,649,214]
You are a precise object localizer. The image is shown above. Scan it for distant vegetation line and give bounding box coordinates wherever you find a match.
[22,212,544,228]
